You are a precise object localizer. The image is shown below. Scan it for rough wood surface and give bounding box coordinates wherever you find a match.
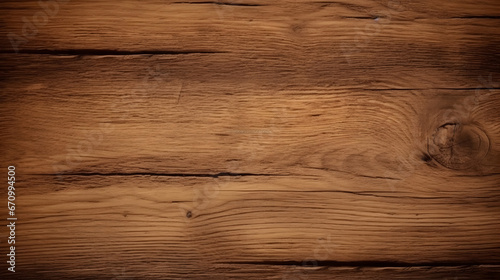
[1,0,500,279]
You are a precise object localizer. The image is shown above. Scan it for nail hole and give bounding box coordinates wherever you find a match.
[186,211,192,218]
[421,153,432,162]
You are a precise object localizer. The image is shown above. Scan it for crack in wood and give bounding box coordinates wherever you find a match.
[33,172,286,178]
[365,87,500,91]
[305,166,402,181]
[173,1,264,6]
[1,49,227,56]
[224,260,500,268]
[451,16,500,19]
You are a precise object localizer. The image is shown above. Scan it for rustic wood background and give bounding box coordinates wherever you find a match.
[1,0,500,279]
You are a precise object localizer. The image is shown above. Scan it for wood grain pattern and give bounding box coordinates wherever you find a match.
[1,0,499,279]
[6,174,500,279]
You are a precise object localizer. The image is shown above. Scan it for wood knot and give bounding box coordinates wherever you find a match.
[427,122,490,170]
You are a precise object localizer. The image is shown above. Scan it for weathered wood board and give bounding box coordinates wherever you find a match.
[1,0,499,279]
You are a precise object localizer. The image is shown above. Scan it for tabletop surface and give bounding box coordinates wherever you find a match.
[1,0,500,279]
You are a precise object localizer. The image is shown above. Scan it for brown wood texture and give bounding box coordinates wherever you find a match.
[1,0,500,279]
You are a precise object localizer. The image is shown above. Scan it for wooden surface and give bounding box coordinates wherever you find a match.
[1,0,500,279]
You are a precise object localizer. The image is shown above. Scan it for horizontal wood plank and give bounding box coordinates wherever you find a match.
[1,0,500,79]
[4,265,500,280]
[0,174,499,279]
[1,55,499,176]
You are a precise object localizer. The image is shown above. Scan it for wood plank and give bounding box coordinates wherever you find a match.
[1,1,500,61]
[1,55,499,176]
[4,265,500,280]
[0,174,499,279]
[2,50,499,91]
